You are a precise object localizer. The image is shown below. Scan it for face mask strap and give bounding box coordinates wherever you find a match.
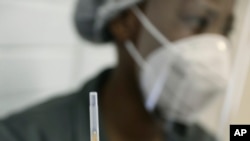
[125,6,175,114]
[131,6,172,46]
[125,40,148,68]
[125,5,174,69]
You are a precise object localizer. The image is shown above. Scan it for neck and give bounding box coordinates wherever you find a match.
[101,45,163,141]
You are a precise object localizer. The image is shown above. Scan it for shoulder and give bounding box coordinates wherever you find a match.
[0,69,111,141]
[0,90,88,141]
[8,91,81,122]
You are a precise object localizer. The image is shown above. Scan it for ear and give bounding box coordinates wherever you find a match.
[108,9,141,44]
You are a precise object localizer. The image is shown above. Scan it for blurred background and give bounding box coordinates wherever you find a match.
[0,0,249,140]
[0,0,117,118]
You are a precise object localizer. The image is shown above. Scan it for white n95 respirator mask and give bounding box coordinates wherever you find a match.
[125,7,231,124]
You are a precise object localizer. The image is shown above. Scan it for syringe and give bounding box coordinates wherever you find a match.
[89,92,100,141]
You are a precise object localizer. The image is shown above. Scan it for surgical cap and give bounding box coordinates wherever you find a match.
[74,0,141,43]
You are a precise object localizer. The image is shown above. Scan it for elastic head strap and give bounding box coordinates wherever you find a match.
[131,6,172,46]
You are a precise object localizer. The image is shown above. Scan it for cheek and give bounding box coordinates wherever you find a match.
[149,14,196,42]
[136,28,161,58]
[163,22,195,41]
[144,0,196,41]
[136,0,196,57]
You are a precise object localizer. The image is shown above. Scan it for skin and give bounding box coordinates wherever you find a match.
[100,0,234,141]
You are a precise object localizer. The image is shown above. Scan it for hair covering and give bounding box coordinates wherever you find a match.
[74,0,141,43]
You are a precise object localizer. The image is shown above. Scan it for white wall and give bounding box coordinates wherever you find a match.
[0,0,117,118]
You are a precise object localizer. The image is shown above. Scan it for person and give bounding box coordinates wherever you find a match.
[0,0,234,141]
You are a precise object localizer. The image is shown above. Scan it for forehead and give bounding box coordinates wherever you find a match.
[143,0,234,35]
[145,0,234,13]
[188,0,233,12]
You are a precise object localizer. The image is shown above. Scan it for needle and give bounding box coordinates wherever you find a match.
[89,92,100,141]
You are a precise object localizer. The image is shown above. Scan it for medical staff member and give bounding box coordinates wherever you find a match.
[0,0,234,141]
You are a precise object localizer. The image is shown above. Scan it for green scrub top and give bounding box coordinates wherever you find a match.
[0,69,216,141]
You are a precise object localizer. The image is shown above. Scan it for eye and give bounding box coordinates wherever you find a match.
[182,16,209,33]
[223,14,234,36]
